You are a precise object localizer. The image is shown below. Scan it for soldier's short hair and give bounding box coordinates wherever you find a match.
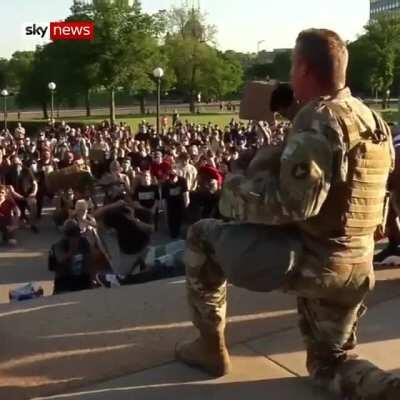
[296,29,348,88]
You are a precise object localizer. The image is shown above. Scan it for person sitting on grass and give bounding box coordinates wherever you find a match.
[0,185,20,246]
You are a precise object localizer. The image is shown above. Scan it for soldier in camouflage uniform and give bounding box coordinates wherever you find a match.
[175,29,400,399]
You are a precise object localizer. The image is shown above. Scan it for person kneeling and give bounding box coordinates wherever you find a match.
[0,185,20,246]
[49,219,92,295]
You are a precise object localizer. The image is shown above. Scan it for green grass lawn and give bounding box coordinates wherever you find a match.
[14,113,240,132]
[380,109,400,122]
[7,105,400,133]
[370,103,400,122]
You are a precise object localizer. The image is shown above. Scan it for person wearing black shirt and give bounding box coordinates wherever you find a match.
[129,146,152,171]
[135,123,150,142]
[6,158,39,233]
[162,170,189,239]
[133,170,159,227]
[172,110,180,126]
[49,219,91,294]
[37,149,57,219]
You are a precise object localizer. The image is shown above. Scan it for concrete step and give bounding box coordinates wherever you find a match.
[34,345,335,400]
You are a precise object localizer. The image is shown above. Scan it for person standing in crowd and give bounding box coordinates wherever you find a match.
[121,158,137,195]
[177,153,198,192]
[175,29,400,400]
[374,125,400,265]
[14,122,26,138]
[150,151,171,183]
[0,150,9,185]
[58,151,75,169]
[162,169,190,239]
[0,185,20,246]
[133,170,160,227]
[172,109,180,126]
[100,160,131,205]
[36,148,57,219]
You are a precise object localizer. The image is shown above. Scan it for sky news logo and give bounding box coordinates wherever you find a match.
[24,22,94,41]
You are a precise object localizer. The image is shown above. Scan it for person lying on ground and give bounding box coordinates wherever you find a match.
[93,200,153,288]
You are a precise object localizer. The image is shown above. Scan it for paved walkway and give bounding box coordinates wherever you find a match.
[0,264,399,400]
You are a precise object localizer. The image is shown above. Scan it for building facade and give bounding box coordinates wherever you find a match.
[370,0,400,19]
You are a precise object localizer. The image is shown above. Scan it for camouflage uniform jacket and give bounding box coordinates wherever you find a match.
[219,88,394,266]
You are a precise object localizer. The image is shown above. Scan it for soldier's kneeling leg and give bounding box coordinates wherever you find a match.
[298,297,400,400]
[177,220,302,376]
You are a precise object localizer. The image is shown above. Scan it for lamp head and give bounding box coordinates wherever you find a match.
[153,67,164,79]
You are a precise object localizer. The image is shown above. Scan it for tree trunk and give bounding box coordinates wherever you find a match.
[42,102,48,120]
[85,89,91,117]
[398,82,400,112]
[110,88,116,125]
[382,92,387,109]
[140,95,146,115]
[190,64,198,114]
[189,97,196,113]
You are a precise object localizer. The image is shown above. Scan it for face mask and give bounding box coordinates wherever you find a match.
[31,164,38,173]
[16,165,22,174]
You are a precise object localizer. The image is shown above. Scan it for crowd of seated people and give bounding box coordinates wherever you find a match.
[0,117,289,294]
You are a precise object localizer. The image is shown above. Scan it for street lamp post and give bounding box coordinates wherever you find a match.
[48,82,56,122]
[153,67,164,134]
[386,89,391,109]
[257,40,265,54]
[1,89,8,132]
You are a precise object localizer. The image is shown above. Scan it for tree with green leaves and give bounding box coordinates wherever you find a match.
[0,59,8,90]
[164,3,242,111]
[363,15,400,107]
[88,0,164,123]
[271,51,292,82]
[17,5,97,118]
[17,46,56,119]
[6,52,35,92]
[347,36,376,96]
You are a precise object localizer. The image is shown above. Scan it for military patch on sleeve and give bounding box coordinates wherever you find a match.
[292,163,310,179]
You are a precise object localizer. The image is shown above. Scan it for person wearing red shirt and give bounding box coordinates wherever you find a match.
[0,185,20,246]
[197,156,223,190]
[0,151,9,185]
[150,151,171,183]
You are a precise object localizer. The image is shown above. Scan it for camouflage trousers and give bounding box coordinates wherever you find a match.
[184,219,399,399]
